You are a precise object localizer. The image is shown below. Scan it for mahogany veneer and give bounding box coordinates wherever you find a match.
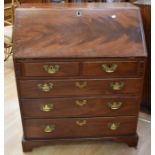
[24,116,137,139]
[13,3,147,152]
[21,97,140,118]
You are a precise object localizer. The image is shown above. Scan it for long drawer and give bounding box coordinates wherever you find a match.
[24,116,137,139]
[19,78,143,98]
[21,97,140,118]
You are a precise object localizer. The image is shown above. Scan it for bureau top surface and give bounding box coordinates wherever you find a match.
[13,3,147,59]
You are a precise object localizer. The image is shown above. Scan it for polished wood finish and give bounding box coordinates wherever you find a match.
[5,58,151,155]
[134,0,151,112]
[82,61,143,77]
[20,60,145,77]
[14,58,146,78]
[24,116,137,139]
[19,78,143,98]
[22,62,79,77]
[22,134,139,152]
[13,3,147,152]
[14,3,147,58]
[21,97,140,118]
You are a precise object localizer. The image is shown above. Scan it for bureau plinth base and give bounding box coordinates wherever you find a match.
[22,134,138,152]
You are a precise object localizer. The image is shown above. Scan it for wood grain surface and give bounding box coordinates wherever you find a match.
[134,0,151,112]
[22,62,80,77]
[23,116,137,139]
[19,78,143,98]
[5,57,151,155]
[21,97,140,118]
[18,60,145,77]
[13,3,147,58]
[12,3,147,152]
[82,60,142,77]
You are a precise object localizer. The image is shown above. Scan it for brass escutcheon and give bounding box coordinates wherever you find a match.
[75,100,87,107]
[110,82,124,91]
[44,125,55,133]
[108,122,120,131]
[38,83,53,92]
[107,102,123,110]
[102,64,118,73]
[75,82,87,89]
[40,104,54,112]
[43,65,59,74]
[76,120,87,126]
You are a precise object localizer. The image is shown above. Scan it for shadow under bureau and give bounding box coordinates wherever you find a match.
[13,3,147,152]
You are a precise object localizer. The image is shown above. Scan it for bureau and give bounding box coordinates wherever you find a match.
[13,3,147,152]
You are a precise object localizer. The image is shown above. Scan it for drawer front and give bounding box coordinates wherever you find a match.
[22,62,79,77]
[21,97,140,118]
[19,78,143,98]
[24,116,137,139]
[82,61,142,77]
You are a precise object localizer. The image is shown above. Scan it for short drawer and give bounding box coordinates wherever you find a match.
[21,97,140,118]
[24,116,137,139]
[19,78,143,98]
[82,61,144,77]
[22,62,79,77]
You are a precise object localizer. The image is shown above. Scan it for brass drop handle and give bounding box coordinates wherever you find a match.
[44,125,55,133]
[107,102,123,110]
[40,104,54,112]
[102,64,118,73]
[76,100,87,107]
[43,65,59,74]
[108,122,120,131]
[76,120,87,126]
[38,83,53,92]
[75,82,87,89]
[110,82,124,91]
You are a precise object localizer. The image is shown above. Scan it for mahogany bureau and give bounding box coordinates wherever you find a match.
[13,3,147,152]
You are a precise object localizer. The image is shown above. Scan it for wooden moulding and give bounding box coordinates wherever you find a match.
[22,134,138,152]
